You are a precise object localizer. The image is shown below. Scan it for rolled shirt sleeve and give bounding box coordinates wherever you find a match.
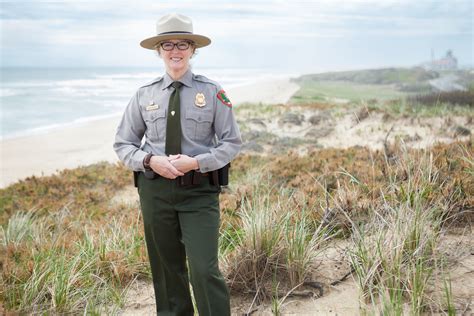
[113,90,148,172]
[195,85,242,173]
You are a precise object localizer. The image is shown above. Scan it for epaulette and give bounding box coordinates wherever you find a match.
[193,74,219,88]
[140,76,163,89]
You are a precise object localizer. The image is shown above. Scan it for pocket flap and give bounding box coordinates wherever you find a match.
[143,108,166,122]
[185,109,213,123]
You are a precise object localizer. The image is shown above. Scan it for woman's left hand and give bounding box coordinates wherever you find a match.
[169,154,199,173]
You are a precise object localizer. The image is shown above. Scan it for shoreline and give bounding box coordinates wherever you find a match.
[0,77,300,188]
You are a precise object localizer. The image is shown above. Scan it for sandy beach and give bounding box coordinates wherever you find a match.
[0,77,299,188]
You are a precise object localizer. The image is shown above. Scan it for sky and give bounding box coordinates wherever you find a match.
[0,0,472,74]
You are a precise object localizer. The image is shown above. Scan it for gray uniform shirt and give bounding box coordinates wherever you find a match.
[113,69,242,173]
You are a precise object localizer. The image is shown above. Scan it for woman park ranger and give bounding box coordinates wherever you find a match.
[113,13,241,316]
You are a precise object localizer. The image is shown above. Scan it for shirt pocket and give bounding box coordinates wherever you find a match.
[143,109,166,141]
[185,109,214,141]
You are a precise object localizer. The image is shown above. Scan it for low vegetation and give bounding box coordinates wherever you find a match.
[290,80,407,103]
[295,67,439,85]
[1,140,472,314]
[0,165,147,313]
[291,67,473,110]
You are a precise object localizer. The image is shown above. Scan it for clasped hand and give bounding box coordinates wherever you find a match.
[149,154,199,179]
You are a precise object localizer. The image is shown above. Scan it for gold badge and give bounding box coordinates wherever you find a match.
[146,101,159,111]
[195,93,206,107]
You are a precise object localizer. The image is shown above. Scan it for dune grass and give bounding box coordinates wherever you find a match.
[346,149,452,314]
[221,173,333,300]
[1,207,148,313]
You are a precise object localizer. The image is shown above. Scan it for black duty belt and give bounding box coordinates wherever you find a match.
[133,163,230,188]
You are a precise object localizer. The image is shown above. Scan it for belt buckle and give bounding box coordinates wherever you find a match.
[178,172,193,186]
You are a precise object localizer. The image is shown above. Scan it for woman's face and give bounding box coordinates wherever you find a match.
[158,39,194,74]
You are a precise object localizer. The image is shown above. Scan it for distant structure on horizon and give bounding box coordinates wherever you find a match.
[423,49,458,71]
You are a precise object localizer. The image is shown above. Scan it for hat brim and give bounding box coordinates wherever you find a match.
[140,33,211,50]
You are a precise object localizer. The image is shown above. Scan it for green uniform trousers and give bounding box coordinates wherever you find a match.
[137,172,230,316]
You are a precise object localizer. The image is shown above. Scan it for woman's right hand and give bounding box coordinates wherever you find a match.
[149,155,184,179]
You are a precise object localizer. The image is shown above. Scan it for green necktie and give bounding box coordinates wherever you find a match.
[165,81,183,155]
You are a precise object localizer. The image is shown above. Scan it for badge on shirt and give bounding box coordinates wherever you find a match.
[146,101,159,111]
[217,90,232,108]
[195,93,206,107]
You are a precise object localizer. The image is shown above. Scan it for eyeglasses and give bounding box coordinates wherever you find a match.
[158,41,193,51]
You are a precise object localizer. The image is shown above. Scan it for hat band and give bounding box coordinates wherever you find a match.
[158,31,193,35]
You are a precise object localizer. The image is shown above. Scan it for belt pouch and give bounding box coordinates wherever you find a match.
[192,171,201,185]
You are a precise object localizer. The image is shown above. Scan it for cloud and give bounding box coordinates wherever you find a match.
[1,0,472,68]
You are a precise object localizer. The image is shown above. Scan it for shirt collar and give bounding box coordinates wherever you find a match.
[162,69,193,90]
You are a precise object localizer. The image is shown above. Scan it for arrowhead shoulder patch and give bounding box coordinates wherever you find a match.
[217,90,232,108]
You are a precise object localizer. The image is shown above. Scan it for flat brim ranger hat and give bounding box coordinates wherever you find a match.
[140,13,211,49]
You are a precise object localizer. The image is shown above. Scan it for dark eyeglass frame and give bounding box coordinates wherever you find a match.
[158,41,194,51]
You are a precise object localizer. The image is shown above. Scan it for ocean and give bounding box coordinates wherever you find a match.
[0,66,289,139]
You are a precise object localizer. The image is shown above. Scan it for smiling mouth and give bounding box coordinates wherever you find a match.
[171,57,182,62]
